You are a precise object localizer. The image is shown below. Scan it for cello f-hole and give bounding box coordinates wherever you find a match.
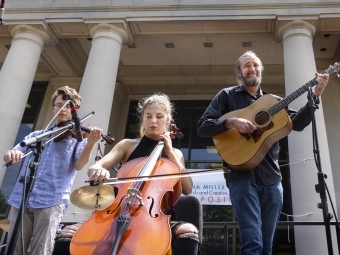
[107,196,126,215]
[147,196,158,218]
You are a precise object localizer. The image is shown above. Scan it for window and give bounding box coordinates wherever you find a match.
[0,82,47,211]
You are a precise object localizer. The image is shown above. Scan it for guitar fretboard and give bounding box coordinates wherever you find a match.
[268,77,318,115]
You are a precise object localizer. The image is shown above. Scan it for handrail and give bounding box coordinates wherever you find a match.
[203,221,339,254]
[204,221,339,227]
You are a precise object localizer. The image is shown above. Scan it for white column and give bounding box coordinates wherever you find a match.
[63,24,128,222]
[0,25,49,185]
[278,20,338,255]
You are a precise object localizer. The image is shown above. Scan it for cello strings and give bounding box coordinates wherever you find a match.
[123,141,166,211]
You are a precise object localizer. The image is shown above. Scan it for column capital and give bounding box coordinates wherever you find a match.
[9,24,50,48]
[277,20,316,43]
[49,77,82,91]
[89,23,129,45]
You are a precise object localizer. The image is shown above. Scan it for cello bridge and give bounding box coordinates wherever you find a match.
[126,188,144,206]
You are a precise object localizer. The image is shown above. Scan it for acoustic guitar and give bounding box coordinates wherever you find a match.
[213,62,340,172]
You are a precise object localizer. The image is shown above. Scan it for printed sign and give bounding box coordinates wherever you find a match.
[187,169,231,205]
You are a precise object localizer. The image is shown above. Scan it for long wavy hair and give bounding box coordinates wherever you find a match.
[136,93,174,137]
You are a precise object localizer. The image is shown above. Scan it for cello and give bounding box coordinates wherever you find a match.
[70,128,182,255]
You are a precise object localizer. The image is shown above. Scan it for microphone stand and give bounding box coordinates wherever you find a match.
[308,88,339,255]
[6,123,76,255]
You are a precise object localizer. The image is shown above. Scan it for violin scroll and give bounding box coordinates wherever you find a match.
[79,125,115,145]
[55,121,115,145]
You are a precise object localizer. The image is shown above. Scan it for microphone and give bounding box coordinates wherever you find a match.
[95,143,102,162]
[69,101,83,142]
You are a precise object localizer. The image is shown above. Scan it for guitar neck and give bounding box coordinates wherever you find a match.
[268,77,318,115]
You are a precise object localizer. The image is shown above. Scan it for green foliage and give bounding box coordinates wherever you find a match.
[203,205,233,240]
[203,204,233,222]
[201,205,235,255]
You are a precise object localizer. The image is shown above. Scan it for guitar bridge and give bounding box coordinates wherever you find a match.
[240,121,274,143]
[249,128,264,143]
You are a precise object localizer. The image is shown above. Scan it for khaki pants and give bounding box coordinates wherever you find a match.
[7,204,64,255]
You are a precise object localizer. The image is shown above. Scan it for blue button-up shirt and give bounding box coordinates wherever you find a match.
[7,128,87,210]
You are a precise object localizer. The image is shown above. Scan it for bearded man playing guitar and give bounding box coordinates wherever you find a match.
[197,50,329,255]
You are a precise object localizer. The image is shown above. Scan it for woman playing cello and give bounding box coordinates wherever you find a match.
[80,93,199,254]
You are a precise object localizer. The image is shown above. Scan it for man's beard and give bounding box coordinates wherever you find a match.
[241,73,262,87]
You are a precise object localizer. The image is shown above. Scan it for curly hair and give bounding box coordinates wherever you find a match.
[51,86,82,109]
[136,93,174,137]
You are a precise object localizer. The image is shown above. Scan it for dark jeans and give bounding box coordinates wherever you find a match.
[229,179,283,255]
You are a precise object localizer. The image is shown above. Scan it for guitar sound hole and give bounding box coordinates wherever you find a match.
[255,111,270,125]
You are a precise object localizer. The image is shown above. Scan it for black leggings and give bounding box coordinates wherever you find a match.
[172,238,199,255]
[171,221,200,255]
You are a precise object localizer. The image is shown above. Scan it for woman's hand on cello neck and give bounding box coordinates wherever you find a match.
[160,132,175,157]
[159,133,193,195]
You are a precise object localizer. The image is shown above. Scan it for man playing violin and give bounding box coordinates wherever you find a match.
[86,93,200,254]
[3,86,102,255]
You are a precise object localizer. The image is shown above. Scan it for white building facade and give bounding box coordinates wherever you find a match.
[0,1,340,254]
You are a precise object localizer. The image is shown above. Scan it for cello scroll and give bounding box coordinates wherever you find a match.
[169,124,183,139]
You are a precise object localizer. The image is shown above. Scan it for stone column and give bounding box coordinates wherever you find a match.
[63,24,128,222]
[278,20,338,255]
[0,25,49,185]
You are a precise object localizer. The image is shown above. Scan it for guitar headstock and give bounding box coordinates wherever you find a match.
[325,62,340,77]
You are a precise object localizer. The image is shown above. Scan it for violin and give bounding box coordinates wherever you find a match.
[70,125,183,255]
[55,121,115,145]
